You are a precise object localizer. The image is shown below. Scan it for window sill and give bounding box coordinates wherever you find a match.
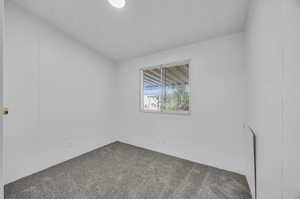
[140,109,191,116]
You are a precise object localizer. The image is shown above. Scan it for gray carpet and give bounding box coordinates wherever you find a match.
[5,142,252,199]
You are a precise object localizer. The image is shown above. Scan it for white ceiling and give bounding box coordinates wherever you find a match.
[12,0,249,61]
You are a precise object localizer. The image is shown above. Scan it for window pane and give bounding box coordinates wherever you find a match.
[143,68,162,111]
[162,64,189,112]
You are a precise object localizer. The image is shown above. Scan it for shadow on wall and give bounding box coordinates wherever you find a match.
[243,125,256,199]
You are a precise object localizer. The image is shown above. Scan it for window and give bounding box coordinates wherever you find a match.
[140,60,190,114]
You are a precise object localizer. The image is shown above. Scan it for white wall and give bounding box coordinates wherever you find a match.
[116,33,249,176]
[246,1,284,198]
[4,2,117,184]
[246,0,284,198]
[0,0,3,197]
[283,1,300,198]
[246,0,300,199]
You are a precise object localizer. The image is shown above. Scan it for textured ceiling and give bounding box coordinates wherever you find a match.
[12,0,249,61]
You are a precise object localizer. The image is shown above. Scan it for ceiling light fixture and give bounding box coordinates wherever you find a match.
[108,0,126,8]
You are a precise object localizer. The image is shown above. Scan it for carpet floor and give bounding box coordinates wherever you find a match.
[5,142,252,199]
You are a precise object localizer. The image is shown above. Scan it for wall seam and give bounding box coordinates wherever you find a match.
[280,1,287,198]
[37,20,41,131]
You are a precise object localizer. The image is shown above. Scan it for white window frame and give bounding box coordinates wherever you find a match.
[139,59,191,115]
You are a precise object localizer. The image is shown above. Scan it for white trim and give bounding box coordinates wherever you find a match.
[142,110,191,116]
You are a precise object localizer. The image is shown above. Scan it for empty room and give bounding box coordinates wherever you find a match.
[0,0,299,198]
